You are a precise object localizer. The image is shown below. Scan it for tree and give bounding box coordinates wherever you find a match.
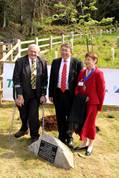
[0,0,119,37]
[96,0,119,22]
[75,0,97,22]
[51,1,78,25]
[0,0,16,28]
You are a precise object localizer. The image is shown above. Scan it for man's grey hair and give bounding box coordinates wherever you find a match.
[28,44,40,52]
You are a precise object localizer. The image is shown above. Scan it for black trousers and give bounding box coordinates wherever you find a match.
[18,91,40,139]
[54,88,73,143]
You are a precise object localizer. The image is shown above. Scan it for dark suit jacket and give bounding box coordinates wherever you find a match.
[49,57,83,100]
[13,55,48,99]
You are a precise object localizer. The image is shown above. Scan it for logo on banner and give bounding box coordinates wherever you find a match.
[113,86,119,93]
[7,79,13,88]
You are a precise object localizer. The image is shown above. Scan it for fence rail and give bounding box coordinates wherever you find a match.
[0,32,79,103]
[0,29,116,103]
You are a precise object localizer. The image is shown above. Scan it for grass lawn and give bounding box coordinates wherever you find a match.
[43,32,119,68]
[0,103,119,178]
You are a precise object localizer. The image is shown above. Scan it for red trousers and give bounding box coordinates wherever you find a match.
[80,104,98,140]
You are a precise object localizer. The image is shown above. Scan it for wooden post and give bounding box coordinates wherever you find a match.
[35,37,39,56]
[62,34,64,44]
[0,42,3,59]
[0,43,3,104]
[117,37,119,47]
[106,29,109,34]
[70,31,74,49]
[0,91,2,105]
[55,50,58,58]
[0,42,6,59]
[111,47,115,61]
[9,43,13,61]
[109,29,112,34]
[17,39,21,57]
[0,67,2,104]
[100,29,103,36]
[35,37,39,46]
[50,36,53,49]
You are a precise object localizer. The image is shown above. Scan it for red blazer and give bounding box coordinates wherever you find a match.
[75,67,105,111]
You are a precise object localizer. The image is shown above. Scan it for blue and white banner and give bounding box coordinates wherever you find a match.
[3,63,14,101]
[2,63,119,106]
[102,68,119,106]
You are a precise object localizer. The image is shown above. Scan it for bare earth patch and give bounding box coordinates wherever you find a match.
[0,104,119,178]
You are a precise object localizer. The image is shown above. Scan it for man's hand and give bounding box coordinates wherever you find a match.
[40,96,47,104]
[15,95,24,107]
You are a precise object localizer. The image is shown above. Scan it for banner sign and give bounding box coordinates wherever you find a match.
[2,63,119,106]
[102,68,119,106]
[3,63,14,101]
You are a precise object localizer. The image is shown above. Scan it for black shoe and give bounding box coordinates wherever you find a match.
[30,137,39,144]
[14,130,28,138]
[67,140,75,149]
[85,150,92,156]
[85,145,93,156]
[74,145,88,151]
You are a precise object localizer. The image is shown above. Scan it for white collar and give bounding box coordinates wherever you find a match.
[62,57,71,63]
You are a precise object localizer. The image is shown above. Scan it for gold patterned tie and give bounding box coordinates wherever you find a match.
[31,60,36,89]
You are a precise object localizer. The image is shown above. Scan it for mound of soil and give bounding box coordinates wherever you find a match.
[40,115,100,132]
[40,115,57,131]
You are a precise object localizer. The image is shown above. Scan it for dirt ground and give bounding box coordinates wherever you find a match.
[0,104,119,178]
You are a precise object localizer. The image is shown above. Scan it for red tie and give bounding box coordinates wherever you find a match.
[61,62,67,92]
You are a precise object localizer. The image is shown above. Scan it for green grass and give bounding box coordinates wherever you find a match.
[43,33,119,68]
[0,104,119,178]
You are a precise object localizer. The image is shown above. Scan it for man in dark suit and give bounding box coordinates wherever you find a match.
[49,43,83,148]
[13,44,48,143]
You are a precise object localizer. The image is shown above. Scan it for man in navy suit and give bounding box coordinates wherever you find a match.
[13,44,48,143]
[49,43,83,148]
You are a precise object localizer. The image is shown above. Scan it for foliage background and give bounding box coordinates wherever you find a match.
[0,0,119,39]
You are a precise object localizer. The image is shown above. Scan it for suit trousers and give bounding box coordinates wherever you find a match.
[54,88,73,143]
[18,90,40,139]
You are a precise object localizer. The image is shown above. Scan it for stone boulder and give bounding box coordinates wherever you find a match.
[28,134,74,169]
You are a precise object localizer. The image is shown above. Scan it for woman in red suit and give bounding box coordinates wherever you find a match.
[75,52,105,155]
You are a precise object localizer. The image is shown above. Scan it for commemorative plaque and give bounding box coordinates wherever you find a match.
[38,140,58,163]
